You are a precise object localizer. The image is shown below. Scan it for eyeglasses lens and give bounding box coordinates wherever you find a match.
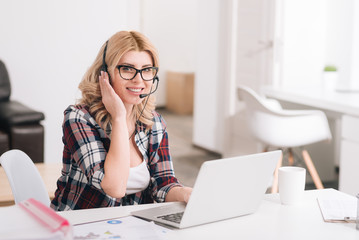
[141,68,157,81]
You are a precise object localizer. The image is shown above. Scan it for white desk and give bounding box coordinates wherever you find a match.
[59,189,359,240]
[263,86,359,196]
[263,86,359,117]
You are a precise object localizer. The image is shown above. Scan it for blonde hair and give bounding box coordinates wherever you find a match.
[78,31,159,131]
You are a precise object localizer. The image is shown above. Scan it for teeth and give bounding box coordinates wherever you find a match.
[128,88,141,93]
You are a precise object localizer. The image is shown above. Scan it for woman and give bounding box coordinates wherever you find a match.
[51,31,192,211]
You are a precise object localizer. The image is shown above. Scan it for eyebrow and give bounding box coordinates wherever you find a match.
[121,63,153,68]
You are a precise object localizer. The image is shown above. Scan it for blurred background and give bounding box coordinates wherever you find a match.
[1,0,358,190]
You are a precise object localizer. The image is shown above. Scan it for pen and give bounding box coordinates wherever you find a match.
[344,217,356,223]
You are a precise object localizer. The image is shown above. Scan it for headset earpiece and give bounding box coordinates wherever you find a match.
[101,64,107,73]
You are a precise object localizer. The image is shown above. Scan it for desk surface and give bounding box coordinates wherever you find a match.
[59,189,359,240]
[263,85,359,117]
[0,162,62,206]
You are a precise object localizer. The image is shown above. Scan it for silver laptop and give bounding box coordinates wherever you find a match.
[132,150,281,229]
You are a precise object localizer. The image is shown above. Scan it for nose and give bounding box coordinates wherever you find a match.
[132,71,143,83]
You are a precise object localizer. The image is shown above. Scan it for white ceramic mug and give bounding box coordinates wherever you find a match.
[278,166,306,205]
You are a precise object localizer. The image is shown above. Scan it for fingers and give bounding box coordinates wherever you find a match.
[99,71,110,85]
[99,71,110,95]
[103,71,110,83]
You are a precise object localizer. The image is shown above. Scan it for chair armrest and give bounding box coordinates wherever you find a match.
[0,100,45,127]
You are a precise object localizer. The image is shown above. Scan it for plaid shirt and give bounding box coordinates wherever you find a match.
[51,105,182,211]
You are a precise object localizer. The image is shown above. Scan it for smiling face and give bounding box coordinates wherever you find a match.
[111,50,154,108]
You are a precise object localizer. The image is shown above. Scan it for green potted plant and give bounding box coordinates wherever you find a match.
[324,65,337,72]
[322,64,338,90]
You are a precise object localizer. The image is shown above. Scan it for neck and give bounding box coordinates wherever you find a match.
[127,108,137,140]
[124,103,134,119]
[125,104,137,126]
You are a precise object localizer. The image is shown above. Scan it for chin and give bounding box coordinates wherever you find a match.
[124,96,144,105]
[134,98,144,105]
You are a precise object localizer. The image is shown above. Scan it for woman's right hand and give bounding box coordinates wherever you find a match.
[99,71,131,199]
[99,71,126,120]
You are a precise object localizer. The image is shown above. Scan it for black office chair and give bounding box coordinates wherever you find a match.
[0,59,45,163]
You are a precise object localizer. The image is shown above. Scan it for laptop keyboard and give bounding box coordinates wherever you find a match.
[157,212,184,224]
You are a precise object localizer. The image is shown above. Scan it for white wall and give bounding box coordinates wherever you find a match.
[0,0,140,163]
[0,0,199,163]
[275,0,359,90]
[325,0,352,78]
[141,0,198,106]
[193,0,276,156]
[229,0,276,157]
[276,0,327,87]
[192,0,221,152]
[330,0,359,90]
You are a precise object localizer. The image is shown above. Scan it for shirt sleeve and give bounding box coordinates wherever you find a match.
[62,107,107,192]
[148,116,183,202]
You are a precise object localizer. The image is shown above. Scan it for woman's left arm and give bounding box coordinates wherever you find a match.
[165,186,192,203]
[148,115,192,203]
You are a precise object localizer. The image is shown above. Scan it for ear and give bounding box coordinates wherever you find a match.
[153,76,159,84]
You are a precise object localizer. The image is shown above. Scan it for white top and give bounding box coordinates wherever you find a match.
[126,160,150,195]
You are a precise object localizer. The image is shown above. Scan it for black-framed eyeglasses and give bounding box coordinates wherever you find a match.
[116,65,158,81]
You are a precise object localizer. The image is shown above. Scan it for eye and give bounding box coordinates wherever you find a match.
[142,67,152,73]
[122,66,134,72]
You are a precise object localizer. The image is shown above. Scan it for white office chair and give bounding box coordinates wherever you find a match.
[0,149,50,206]
[237,85,332,193]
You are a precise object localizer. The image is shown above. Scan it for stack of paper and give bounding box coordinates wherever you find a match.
[317,196,357,223]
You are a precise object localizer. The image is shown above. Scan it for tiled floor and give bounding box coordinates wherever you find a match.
[158,108,339,190]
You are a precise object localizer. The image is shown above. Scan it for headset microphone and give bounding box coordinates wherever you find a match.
[130,76,159,140]
[140,76,159,98]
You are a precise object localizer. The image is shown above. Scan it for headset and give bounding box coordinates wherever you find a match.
[139,76,159,98]
[101,40,112,84]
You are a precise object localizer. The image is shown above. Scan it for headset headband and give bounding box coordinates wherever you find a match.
[101,40,109,72]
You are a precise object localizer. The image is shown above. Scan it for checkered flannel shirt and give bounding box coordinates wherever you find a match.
[51,105,182,211]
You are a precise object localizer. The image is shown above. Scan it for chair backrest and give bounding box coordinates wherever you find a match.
[237,85,332,147]
[237,85,283,113]
[0,60,11,101]
[237,85,280,145]
[0,149,50,206]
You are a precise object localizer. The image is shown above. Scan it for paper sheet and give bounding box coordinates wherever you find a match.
[317,196,357,222]
[73,216,170,240]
